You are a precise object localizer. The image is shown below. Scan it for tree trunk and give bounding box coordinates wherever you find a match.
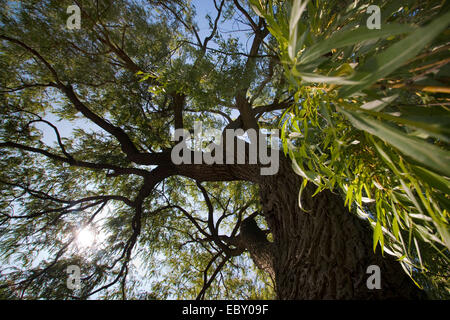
[241,155,425,300]
[173,147,425,299]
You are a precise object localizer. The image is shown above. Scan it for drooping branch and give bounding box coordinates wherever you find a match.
[0,178,135,208]
[83,165,177,299]
[2,201,108,296]
[196,252,230,300]
[169,205,211,238]
[0,35,61,83]
[25,118,73,160]
[73,0,142,74]
[250,55,277,105]
[185,108,232,124]
[0,82,56,93]
[196,182,244,257]
[0,35,167,167]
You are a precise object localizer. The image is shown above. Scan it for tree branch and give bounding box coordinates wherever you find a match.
[196,252,230,300]
[0,141,148,177]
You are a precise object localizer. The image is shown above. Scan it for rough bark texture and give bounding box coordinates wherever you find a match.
[240,155,426,300]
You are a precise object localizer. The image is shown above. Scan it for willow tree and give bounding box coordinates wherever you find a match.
[0,0,447,300]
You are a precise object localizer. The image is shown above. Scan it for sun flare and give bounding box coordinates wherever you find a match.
[76,228,96,248]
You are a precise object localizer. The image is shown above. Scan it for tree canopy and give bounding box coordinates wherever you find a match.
[0,0,449,299]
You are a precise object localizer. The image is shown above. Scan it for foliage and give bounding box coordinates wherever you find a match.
[250,0,449,295]
[0,0,276,299]
[0,0,448,299]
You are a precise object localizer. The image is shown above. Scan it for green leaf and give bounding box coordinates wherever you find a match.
[396,105,450,142]
[392,216,400,240]
[373,220,383,252]
[249,0,265,18]
[344,100,450,142]
[290,150,321,184]
[340,108,450,177]
[294,71,359,85]
[360,95,398,111]
[411,165,450,195]
[288,0,309,60]
[339,10,450,97]
[299,24,413,65]
[298,179,311,213]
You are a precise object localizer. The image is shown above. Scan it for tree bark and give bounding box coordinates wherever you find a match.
[240,155,426,300]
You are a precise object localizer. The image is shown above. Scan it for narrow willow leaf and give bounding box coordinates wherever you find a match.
[298,179,311,213]
[299,24,413,65]
[339,10,450,97]
[373,220,382,252]
[414,238,424,269]
[296,72,359,84]
[411,165,450,195]
[360,95,398,111]
[396,105,450,142]
[288,0,310,60]
[249,0,265,18]
[290,150,321,184]
[392,216,400,240]
[344,101,450,142]
[340,108,450,177]
[289,0,309,33]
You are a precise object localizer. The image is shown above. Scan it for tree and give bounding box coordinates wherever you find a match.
[0,0,447,300]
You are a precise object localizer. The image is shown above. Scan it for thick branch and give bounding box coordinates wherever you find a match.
[0,141,148,177]
[238,215,275,281]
